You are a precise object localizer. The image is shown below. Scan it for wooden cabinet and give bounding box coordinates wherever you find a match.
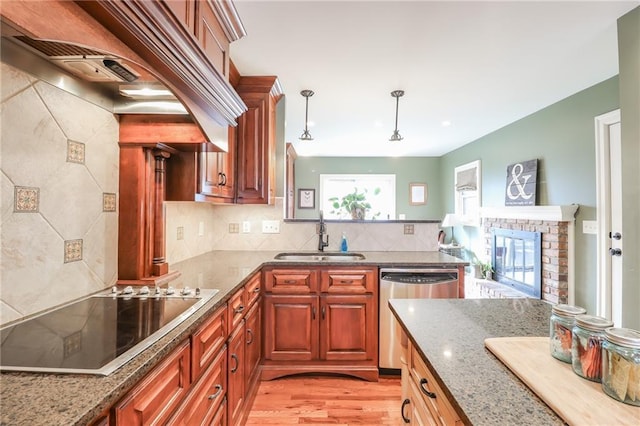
[113,339,191,425]
[198,134,236,202]
[227,321,246,426]
[245,301,262,387]
[191,305,227,381]
[403,339,463,426]
[235,76,283,205]
[262,266,379,381]
[169,345,227,425]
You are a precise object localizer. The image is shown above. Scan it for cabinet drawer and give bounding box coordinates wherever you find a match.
[409,344,462,426]
[192,306,227,381]
[320,268,377,293]
[244,272,262,308]
[264,268,318,293]
[228,287,246,331]
[169,345,227,425]
[409,378,439,426]
[113,339,191,425]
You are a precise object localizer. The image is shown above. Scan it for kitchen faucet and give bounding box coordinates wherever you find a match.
[318,210,329,251]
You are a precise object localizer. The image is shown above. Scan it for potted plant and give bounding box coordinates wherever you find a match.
[479,261,493,280]
[329,187,381,220]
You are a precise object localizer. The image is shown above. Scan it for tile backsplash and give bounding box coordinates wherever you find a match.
[165,199,441,265]
[1,61,119,324]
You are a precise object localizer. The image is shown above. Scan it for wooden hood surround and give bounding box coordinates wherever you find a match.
[1,0,248,284]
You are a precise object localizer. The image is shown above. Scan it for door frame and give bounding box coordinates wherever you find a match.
[594,109,621,321]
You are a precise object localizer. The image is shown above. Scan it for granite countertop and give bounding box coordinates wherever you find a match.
[389,298,565,425]
[0,250,464,426]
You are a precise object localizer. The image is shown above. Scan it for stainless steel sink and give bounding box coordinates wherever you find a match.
[274,252,366,261]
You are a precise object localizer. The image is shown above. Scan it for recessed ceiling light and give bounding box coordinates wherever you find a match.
[441,120,452,127]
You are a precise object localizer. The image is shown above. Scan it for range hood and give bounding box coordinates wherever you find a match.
[0,0,247,151]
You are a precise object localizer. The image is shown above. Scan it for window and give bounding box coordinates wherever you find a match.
[319,174,396,220]
[454,160,481,226]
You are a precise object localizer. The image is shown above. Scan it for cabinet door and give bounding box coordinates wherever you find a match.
[199,143,235,202]
[228,286,246,332]
[196,0,229,77]
[263,294,319,361]
[163,0,196,34]
[245,301,262,387]
[320,295,376,361]
[113,340,190,425]
[168,345,227,425]
[236,92,268,203]
[227,322,246,426]
[244,271,262,309]
[191,305,227,381]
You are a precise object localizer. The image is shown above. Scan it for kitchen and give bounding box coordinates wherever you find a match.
[1,1,639,425]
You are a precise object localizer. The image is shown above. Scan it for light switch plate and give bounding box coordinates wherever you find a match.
[582,220,598,235]
[262,220,280,234]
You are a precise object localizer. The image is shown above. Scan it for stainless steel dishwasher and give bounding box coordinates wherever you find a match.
[379,267,459,370]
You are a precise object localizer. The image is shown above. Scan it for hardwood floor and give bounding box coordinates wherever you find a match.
[245,375,403,425]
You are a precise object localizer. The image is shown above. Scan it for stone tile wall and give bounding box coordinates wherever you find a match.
[1,61,119,324]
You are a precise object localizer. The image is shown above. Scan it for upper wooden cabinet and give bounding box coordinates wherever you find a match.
[235,76,283,205]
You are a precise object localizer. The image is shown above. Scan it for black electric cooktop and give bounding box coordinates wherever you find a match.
[0,286,218,376]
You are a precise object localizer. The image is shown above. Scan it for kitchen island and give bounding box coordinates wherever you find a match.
[389,298,564,425]
[0,250,465,426]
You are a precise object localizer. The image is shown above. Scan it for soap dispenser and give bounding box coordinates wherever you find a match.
[340,232,348,252]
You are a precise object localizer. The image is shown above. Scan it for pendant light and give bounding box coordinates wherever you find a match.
[389,90,404,141]
[299,89,314,140]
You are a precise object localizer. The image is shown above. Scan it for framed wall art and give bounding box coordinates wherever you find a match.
[298,188,315,209]
[409,183,427,205]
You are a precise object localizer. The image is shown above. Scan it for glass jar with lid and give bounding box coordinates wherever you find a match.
[550,304,586,363]
[601,328,640,406]
[571,314,614,381]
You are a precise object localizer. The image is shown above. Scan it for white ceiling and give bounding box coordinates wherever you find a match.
[230,1,638,157]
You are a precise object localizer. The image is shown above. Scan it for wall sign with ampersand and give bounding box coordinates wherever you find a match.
[504,159,538,206]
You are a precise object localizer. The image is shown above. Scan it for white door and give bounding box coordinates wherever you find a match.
[595,110,622,324]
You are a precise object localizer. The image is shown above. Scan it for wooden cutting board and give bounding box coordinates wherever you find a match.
[484,336,639,426]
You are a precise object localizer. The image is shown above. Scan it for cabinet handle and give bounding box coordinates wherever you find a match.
[283,279,297,284]
[231,354,239,373]
[208,384,223,400]
[419,378,436,399]
[234,305,245,314]
[312,306,316,320]
[253,287,261,293]
[322,306,326,320]
[217,172,224,186]
[247,328,254,345]
[340,279,354,284]
[401,398,411,423]
[221,173,227,186]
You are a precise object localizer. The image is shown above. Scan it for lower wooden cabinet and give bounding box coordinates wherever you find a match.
[227,322,246,426]
[245,301,262,387]
[168,345,227,425]
[113,339,191,425]
[403,340,463,426]
[261,266,378,381]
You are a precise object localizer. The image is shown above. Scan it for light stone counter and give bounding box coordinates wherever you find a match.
[0,250,464,425]
[389,298,565,425]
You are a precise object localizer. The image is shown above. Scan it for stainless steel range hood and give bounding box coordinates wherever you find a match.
[3,34,189,115]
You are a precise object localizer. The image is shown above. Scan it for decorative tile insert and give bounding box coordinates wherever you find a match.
[66,140,85,164]
[404,224,415,235]
[103,193,116,212]
[176,226,184,240]
[229,223,240,233]
[64,239,83,263]
[14,186,39,212]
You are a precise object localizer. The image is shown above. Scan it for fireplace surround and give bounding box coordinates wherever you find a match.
[480,205,579,304]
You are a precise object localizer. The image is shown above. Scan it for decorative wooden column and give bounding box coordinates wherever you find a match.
[152,150,170,277]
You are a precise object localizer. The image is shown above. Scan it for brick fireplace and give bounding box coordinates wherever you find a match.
[480,205,579,304]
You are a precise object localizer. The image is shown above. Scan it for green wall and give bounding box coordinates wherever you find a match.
[293,157,442,220]
[617,7,640,329]
[441,76,620,315]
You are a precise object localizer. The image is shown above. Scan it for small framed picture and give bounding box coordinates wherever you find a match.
[409,183,427,205]
[298,188,315,209]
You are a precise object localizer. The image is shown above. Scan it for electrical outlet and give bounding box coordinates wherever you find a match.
[262,220,280,233]
[582,220,598,235]
[177,226,184,240]
[242,221,251,233]
[198,221,204,236]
